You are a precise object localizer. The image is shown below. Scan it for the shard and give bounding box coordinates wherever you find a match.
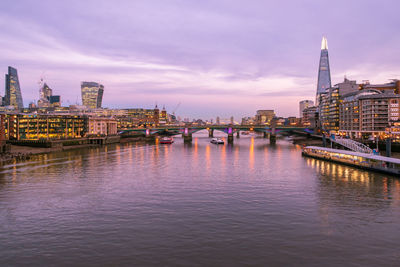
[316,37,331,105]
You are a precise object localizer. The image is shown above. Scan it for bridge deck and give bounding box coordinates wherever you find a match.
[119,125,310,134]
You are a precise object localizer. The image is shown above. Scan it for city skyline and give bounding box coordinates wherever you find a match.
[1,0,400,119]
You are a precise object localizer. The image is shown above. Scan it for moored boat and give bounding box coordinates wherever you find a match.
[302,146,400,176]
[160,137,174,144]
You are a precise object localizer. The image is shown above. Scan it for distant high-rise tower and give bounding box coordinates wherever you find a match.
[5,66,24,109]
[316,37,331,106]
[299,100,314,117]
[81,82,104,109]
[37,79,61,108]
[38,79,53,108]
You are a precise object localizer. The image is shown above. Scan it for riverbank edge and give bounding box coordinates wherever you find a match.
[0,136,149,165]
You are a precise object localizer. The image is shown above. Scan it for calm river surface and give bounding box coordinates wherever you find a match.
[1,133,400,266]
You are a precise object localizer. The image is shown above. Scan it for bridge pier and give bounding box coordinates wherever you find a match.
[228,134,234,144]
[208,129,214,138]
[145,129,155,142]
[269,127,276,144]
[269,134,276,144]
[183,134,192,143]
[183,128,192,143]
[386,138,392,157]
[236,131,240,138]
[227,127,234,144]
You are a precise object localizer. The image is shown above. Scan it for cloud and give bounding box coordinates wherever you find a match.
[0,0,400,118]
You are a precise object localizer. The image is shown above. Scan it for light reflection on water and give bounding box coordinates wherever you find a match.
[0,135,400,266]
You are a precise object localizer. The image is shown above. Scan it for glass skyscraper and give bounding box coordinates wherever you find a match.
[316,37,331,106]
[5,66,24,109]
[81,82,104,109]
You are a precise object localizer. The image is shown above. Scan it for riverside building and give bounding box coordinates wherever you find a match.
[0,114,6,152]
[386,121,400,141]
[359,79,400,94]
[115,107,164,129]
[319,78,359,133]
[87,117,118,136]
[5,114,87,140]
[339,90,400,139]
[4,113,119,141]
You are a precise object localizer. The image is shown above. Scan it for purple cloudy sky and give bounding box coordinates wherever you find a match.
[1,0,400,119]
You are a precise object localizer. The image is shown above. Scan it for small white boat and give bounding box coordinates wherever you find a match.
[210,138,224,144]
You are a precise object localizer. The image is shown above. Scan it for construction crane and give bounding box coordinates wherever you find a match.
[172,102,181,116]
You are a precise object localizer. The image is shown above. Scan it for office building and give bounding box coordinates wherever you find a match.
[81,82,104,109]
[5,114,87,140]
[38,81,61,108]
[287,117,301,126]
[112,107,165,129]
[386,121,400,140]
[39,82,52,102]
[316,37,331,106]
[5,66,24,109]
[299,100,314,118]
[339,90,400,139]
[49,95,61,107]
[0,114,6,152]
[255,110,275,125]
[302,106,318,128]
[87,117,118,136]
[359,79,400,94]
[319,78,359,133]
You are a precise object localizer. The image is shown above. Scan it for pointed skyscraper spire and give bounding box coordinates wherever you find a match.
[316,37,332,106]
[321,36,328,50]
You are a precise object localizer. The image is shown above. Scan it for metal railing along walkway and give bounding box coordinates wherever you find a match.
[330,137,373,154]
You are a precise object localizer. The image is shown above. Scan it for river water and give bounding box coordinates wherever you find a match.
[1,133,400,266]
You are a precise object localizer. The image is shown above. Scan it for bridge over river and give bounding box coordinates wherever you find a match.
[119,125,313,144]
